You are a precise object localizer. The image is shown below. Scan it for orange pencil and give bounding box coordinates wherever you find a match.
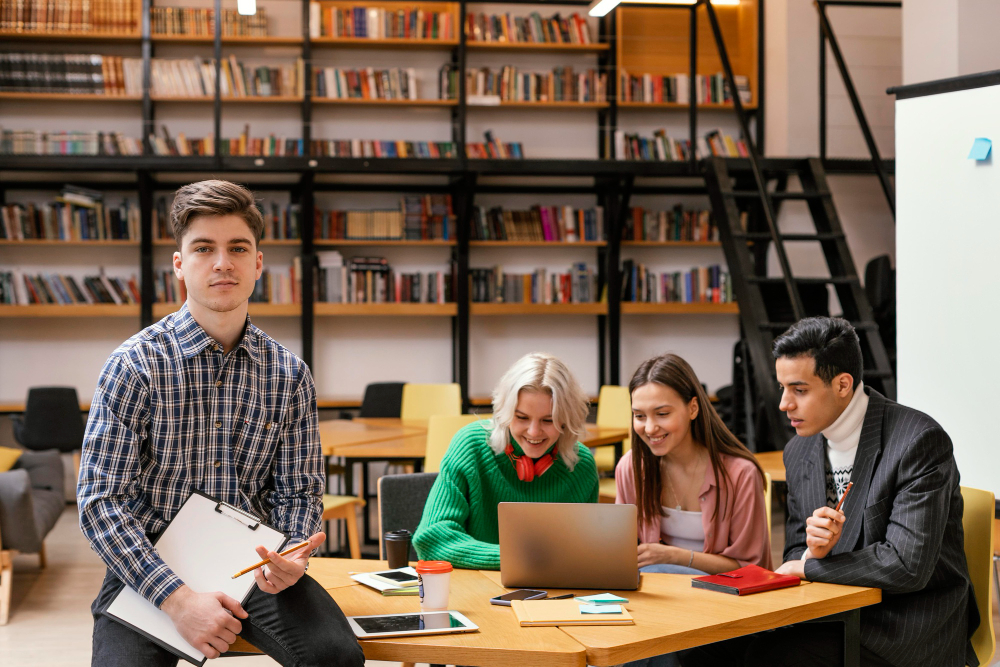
[834,482,854,513]
[232,541,311,579]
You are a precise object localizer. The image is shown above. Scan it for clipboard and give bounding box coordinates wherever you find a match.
[103,490,289,665]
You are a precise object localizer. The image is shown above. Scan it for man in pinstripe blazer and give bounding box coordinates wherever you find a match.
[681,317,978,667]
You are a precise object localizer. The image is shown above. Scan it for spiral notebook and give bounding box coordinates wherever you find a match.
[103,490,289,666]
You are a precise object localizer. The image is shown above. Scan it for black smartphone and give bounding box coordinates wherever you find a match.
[369,570,420,587]
[489,589,547,606]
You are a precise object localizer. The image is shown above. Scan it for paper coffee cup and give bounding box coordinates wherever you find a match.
[415,560,453,611]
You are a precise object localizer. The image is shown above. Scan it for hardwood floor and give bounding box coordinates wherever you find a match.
[1,505,997,666]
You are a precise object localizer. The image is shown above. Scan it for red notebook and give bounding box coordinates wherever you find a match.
[691,564,800,596]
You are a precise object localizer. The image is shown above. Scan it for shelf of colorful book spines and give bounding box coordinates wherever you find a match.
[621,206,719,245]
[470,264,598,306]
[316,255,455,304]
[470,205,605,244]
[0,270,140,306]
[0,195,140,242]
[0,0,140,35]
[620,261,733,306]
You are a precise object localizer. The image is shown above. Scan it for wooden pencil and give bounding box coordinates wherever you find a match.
[232,541,311,579]
[834,482,854,513]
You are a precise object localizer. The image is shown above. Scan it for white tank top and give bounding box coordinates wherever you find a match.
[659,507,704,553]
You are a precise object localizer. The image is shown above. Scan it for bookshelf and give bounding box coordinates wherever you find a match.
[0,0,761,402]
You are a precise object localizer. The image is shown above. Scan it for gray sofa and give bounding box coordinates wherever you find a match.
[0,449,64,625]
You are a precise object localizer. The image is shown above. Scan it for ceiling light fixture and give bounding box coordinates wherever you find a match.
[588,0,739,19]
[237,0,256,16]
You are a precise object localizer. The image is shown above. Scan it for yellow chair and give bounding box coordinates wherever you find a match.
[321,494,366,560]
[400,383,462,421]
[424,414,484,473]
[598,477,617,503]
[764,471,772,537]
[961,486,995,666]
[593,385,632,473]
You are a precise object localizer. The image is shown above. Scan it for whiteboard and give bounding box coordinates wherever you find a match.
[895,82,1000,499]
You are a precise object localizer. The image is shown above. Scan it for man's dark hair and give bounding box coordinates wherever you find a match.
[772,317,863,389]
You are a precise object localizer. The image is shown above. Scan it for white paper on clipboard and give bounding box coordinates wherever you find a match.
[104,491,288,665]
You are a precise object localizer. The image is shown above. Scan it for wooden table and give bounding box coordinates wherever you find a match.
[301,558,881,667]
[318,419,425,457]
[754,450,786,483]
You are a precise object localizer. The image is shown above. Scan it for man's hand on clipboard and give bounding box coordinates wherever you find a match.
[252,531,326,594]
[160,586,249,659]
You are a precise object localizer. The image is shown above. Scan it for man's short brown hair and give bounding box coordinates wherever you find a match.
[170,179,265,248]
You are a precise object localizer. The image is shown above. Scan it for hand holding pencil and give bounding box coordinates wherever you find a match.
[805,482,853,559]
[234,531,326,595]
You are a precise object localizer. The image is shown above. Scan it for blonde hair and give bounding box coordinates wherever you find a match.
[488,352,589,470]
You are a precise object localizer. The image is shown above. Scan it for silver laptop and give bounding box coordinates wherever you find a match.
[498,502,639,590]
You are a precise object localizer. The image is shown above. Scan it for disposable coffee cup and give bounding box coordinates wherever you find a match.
[415,560,453,611]
[383,529,413,569]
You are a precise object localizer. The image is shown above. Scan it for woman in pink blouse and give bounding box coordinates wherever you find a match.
[616,353,771,576]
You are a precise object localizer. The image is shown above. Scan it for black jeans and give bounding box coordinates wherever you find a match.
[679,622,897,667]
[91,569,365,667]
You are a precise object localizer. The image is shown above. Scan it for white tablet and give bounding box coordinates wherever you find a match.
[346,611,479,639]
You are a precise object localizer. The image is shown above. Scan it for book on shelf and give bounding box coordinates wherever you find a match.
[0,53,136,95]
[151,7,269,37]
[147,56,303,99]
[0,128,141,155]
[471,263,597,305]
[471,205,604,243]
[467,130,522,159]
[308,2,455,41]
[145,124,303,157]
[312,66,420,101]
[622,206,717,243]
[315,254,455,305]
[250,258,303,305]
[315,195,453,241]
[438,63,458,100]
[620,261,732,305]
[153,269,187,305]
[614,128,748,161]
[619,71,751,105]
[0,188,139,241]
[310,139,457,159]
[264,202,301,241]
[0,268,139,305]
[466,66,606,103]
[0,0,140,34]
[466,11,592,45]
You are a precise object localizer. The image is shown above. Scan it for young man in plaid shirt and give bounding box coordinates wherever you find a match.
[78,180,364,667]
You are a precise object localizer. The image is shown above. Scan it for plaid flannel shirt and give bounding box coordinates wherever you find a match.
[77,303,323,608]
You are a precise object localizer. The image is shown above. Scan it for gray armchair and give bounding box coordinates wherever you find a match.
[0,449,64,625]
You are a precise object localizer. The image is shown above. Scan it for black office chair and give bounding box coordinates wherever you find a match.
[12,387,84,453]
[359,382,405,418]
[377,472,438,562]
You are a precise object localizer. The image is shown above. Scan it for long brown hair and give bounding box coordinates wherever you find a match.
[628,353,765,529]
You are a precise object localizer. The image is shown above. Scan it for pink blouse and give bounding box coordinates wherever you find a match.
[615,451,772,569]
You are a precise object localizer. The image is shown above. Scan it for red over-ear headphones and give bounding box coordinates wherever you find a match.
[505,443,555,482]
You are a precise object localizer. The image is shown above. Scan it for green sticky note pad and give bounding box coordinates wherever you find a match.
[580,603,623,614]
[576,593,629,604]
[968,138,991,161]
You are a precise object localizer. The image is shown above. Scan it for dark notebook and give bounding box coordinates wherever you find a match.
[691,564,800,596]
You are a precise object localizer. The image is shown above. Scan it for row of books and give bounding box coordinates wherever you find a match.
[470,206,604,243]
[467,131,523,159]
[0,128,141,155]
[153,270,185,304]
[1,187,139,241]
[623,206,718,243]
[614,129,748,161]
[0,0,139,34]
[0,269,139,305]
[620,261,732,304]
[154,198,303,242]
[251,259,303,304]
[465,67,607,104]
[150,7,268,37]
[149,56,304,99]
[316,201,453,242]
[316,253,454,304]
[308,3,455,41]
[470,264,598,305]
[309,139,458,159]
[619,71,751,105]
[466,12,593,45]
[313,66,420,101]
[0,53,132,95]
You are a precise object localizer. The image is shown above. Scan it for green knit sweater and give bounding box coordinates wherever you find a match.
[413,420,599,570]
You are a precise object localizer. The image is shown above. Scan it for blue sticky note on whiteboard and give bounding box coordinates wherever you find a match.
[968,138,991,160]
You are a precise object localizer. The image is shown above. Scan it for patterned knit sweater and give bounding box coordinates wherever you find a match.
[413,420,599,570]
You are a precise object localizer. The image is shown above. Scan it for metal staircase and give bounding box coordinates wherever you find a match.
[704,156,896,450]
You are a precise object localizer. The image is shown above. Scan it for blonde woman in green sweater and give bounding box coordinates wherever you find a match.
[413,352,599,569]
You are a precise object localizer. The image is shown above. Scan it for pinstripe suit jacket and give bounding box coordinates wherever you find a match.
[783,388,979,667]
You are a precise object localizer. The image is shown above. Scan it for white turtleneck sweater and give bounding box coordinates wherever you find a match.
[821,383,869,508]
